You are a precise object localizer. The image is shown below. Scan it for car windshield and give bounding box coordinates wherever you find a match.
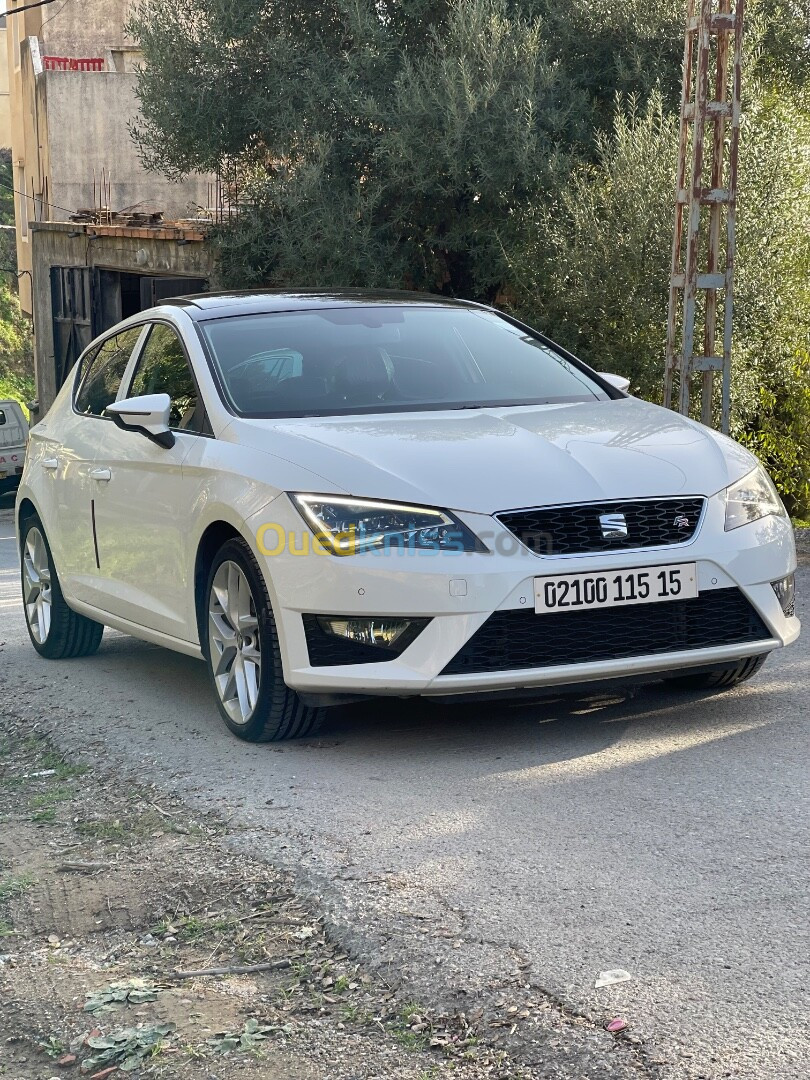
[198,305,610,418]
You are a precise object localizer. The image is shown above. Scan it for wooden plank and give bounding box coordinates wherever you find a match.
[671,272,726,289]
[690,355,724,372]
[682,101,733,120]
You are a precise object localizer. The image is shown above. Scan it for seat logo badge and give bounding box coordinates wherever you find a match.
[599,512,628,539]
[673,515,691,529]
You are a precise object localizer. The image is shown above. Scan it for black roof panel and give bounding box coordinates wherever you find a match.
[160,288,486,319]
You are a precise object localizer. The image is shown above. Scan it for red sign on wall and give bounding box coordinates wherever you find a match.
[42,57,105,72]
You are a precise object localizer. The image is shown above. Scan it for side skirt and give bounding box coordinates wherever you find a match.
[65,597,204,660]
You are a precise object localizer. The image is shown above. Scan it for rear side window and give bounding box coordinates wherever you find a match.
[128,323,204,432]
[74,327,143,417]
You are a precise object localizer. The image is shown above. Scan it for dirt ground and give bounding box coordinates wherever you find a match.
[0,711,639,1080]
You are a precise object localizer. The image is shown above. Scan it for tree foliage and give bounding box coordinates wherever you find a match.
[0,151,34,411]
[127,0,810,510]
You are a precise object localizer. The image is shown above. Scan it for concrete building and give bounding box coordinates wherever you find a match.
[6,0,210,316]
[29,221,215,416]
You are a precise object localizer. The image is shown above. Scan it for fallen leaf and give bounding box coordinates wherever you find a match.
[606,1018,629,1033]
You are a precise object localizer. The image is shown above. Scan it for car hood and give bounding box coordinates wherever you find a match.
[228,397,757,515]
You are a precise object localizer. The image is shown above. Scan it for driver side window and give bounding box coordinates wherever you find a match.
[128,324,205,433]
[74,327,143,417]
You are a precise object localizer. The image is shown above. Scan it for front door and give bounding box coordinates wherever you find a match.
[90,322,209,641]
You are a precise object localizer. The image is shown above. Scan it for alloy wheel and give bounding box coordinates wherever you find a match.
[23,527,52,644]
[208,560,262,724]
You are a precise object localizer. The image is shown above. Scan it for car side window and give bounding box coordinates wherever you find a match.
[128,324,204,432]
[74,327,143,417]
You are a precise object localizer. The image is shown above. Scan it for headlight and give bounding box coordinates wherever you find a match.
[724,466,787,531]
[291,494,486,555]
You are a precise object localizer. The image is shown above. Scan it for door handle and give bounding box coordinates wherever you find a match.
[89,467,112,482]
[42,457,59,471]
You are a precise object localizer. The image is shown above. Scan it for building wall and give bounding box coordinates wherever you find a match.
[6,1,213,318]
[7,0,135,59]
[0,22,11,148]
[45,72,209,219]
[30,222,215,414]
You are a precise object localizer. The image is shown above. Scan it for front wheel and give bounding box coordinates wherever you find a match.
[20,515,104,659]
[204,537,324,741]
[664,653,768,691]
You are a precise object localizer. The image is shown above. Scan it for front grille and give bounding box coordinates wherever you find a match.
[497,498,705,556]
[440,588,770,675]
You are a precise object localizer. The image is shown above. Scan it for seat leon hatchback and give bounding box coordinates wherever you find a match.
[16,290,799,740]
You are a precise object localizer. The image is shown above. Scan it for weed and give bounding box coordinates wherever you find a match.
[76,820,128,841]
[392,1002,432,1052]
[179,916,203,939]
[209,916,238,934]
[334,974,350,993]
[289,959,311,981]
[31,787,74,807]
[340,1003,374,1025]
[394,1028,430,1051]
[38,752,88,780]
[183,1043,208,1060]
[31,808,57,823]
[399,1002,423,1023]
[38,1036,66,1059]
[0,918,16,936]
[0,873,36,902]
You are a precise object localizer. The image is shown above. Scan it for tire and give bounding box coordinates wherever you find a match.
[203,536,325,742]
[20,514,104,659]
[664,653,768,691]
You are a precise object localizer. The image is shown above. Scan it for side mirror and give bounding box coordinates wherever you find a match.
[599,372,631,394]
[105,394,176,449]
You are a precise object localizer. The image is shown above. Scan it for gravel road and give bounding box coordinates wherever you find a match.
[1,499,807,1079]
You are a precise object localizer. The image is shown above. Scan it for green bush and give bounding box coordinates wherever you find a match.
[0,272,34,418]
[503,87,810,513]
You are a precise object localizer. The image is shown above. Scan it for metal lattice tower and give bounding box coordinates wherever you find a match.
[664,0,744,433]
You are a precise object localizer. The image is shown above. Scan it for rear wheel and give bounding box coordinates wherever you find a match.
[664,653,768,691]
[20,516,103,659]
[204,537,324,741]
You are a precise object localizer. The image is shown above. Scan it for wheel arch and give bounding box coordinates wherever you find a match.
[194,520,244,651]
[16,497,39,542]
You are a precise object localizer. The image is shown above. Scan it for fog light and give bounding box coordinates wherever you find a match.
[317,616,427,650]
[771,574,795,617]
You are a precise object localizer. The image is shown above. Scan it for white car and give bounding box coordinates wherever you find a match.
[16,290,799,740]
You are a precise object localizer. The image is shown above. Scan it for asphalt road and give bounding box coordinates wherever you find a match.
[1,497,807,1079]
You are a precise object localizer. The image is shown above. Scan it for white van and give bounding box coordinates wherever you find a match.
[0,399,28,495]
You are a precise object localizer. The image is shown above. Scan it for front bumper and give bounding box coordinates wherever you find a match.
[245,495,800,698]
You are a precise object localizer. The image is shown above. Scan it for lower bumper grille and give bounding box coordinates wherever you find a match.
[440,588,771,675]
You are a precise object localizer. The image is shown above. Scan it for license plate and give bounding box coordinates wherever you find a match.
[534,562,698,614]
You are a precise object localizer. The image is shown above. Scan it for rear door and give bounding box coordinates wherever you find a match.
[89,321,209,640]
